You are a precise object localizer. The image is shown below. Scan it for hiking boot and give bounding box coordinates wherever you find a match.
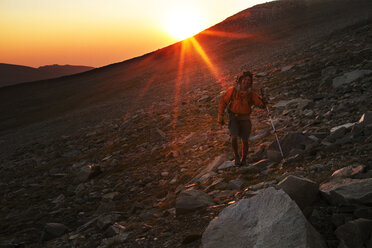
[234,156,241,166]
[240,158,247,167]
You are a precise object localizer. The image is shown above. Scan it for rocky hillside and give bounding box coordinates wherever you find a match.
[0,63,94,88]
[1,0,372,247]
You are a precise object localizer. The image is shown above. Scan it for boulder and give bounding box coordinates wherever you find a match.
[267,132,313,160]
[176,189,214,215]
[335,218,372,248]
[277,175,319,210]
[97,214,118,230]
[226,179,247,190]
[202,187,327,248]
[76,164,102,182]
[332,70,372,88]
[42,223,68,241]
[320,178,372,205]
[267,149,283,162]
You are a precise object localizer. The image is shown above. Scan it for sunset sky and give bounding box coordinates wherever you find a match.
[0,0,269,68]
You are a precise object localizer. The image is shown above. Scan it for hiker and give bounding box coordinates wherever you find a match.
[218,71,265,166]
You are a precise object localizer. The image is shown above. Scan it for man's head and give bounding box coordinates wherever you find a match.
[236,71,253,90]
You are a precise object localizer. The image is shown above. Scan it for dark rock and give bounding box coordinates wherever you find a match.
[97,214,118,230]
[76,164,102,182]
[332,213,345,227]
[334,134,353,145]
[351,124,364,137]
[182,233,202,244]
[266,149,283,162]
[335,218,372,248]
[320,178,372,206]
[326,127,348,143]
[226,179,247,190]
[104,223,127,238]
[176,189,214,215]
[267,132,313,161]
[41,223,68,241]
[354,207,372,220]
[277,175,319,210]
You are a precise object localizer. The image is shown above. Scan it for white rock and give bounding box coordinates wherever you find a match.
[218,161,235,170]
[161,171,169,177]
[330,123,356,133]
[281,65,294,72]
[273,98,311,109]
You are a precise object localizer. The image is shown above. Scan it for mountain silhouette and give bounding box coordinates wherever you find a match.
[0,63,94,88]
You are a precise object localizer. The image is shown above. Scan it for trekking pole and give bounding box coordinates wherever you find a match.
[261,89,284,159]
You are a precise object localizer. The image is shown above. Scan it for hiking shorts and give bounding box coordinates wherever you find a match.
[228,112,252,139]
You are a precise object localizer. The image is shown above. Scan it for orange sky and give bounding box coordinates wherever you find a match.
[0,0,268,68]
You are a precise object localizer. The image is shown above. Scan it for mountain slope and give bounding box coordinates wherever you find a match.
[0,1,372,246]
[0,63,94,88]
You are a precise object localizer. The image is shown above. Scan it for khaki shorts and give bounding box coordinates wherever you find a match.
[228,112,252,139]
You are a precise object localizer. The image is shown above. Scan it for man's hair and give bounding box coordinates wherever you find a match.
[236,71,253,84]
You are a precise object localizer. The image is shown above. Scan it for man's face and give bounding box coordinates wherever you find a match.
[240,77,252,90]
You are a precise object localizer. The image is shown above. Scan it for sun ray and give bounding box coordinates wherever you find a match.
[171,40,187,128]
[123,73,158,121]
[188,37,227,87]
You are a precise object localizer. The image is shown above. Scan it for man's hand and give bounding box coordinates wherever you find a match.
[217,114,225,125]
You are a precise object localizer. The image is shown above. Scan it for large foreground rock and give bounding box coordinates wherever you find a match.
[176,189,214,215]
[320,178,372,205]
[202,187,326,248]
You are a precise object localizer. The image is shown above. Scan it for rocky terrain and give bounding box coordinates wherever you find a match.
[1,0,372,247]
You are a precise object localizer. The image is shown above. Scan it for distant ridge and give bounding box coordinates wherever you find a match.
[0,63,94,87]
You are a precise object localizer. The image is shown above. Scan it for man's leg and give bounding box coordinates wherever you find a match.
[241,138,249,166]
[231,135,240,165]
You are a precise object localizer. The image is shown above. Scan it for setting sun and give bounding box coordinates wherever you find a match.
[163,7,206,41]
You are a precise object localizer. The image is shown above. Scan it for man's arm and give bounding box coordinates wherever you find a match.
[218,87,234,124]
[251,91,265,108]
[218,87,234,115]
